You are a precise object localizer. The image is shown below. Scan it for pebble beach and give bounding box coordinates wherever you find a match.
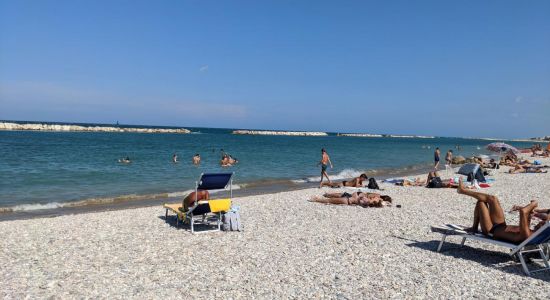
[1,157,550,299]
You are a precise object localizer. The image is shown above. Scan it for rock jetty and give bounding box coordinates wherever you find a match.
[338,133,383,137]
[338,133,435,138]
[0,122,190,134]
[232,130,327,136]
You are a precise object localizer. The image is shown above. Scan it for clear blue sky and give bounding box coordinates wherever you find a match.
[1,0,549,138]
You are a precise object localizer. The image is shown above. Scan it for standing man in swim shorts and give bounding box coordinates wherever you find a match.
[445,149,453,167]
[434,147,441,170]
[318,148,333,187]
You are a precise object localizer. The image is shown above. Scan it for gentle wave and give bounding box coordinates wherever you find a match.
[293,168,367,183]
[0,186,241,213]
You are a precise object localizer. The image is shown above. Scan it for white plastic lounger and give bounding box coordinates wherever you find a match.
[431,222,550,275]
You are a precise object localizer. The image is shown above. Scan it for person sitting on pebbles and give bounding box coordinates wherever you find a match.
[309,191,392,208]
[457,179,549,243]
[320,174,368,188]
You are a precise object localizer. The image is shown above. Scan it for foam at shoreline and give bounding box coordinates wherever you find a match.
[0,186,242,213]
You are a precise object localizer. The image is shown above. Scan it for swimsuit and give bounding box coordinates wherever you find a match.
[321,163,328,172]
[341,192,352,204]
[488,222,506,237]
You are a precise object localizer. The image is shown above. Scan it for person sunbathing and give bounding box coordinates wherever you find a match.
[508,165,548,174]
[425,171,473,188]
[320,174,368,188]
[309,191,392,208]
[457,179,548,243]
[395,177,426,186]
[183,190,210,211]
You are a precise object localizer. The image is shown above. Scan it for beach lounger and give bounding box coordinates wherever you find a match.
[164,172,234,233]
[431,223,550,275]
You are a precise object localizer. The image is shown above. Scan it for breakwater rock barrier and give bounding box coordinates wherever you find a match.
[0,122,190,134]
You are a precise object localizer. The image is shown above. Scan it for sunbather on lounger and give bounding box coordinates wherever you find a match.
[457,179,548,244]
[183,190,210,211]
[309,191,392,208]
[320,174,368,188]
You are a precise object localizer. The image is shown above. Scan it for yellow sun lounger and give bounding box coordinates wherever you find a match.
[163,173,234,233]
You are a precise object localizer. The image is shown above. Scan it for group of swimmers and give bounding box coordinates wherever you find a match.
[118,149,235,167]
[173,153,201,165]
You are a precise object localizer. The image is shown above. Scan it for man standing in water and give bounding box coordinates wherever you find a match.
[445,149,453,167]
[434,147,441,170]
[318,148,333,187]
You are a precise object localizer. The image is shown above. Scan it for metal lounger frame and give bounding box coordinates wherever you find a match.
[188,173,233,234]
[433,222,550,276]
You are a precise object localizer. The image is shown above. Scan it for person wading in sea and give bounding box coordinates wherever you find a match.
[434,147,441,170]
[318,148,333,188]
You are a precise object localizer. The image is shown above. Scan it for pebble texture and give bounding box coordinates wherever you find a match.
[1,157,550,298]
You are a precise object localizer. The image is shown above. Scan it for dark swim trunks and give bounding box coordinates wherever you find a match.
[321,163,327,172]
[488,222,507,237]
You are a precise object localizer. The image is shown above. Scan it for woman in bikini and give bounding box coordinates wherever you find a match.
[309,191,392,208]
[320,174,368,188]
[457,179,548,243]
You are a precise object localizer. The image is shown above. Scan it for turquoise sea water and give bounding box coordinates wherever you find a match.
[0,122,536,211]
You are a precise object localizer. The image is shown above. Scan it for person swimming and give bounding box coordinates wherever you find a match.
[118,156,131,164]
[192,154,201,165]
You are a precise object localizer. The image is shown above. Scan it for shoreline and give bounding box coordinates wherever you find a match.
[0,162,439,221]
[1,155,549,297]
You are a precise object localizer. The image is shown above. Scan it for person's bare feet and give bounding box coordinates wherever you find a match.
[519,200,538,215]
[308,196,321,202]
[457,178,467,194]
[509,205,523,213]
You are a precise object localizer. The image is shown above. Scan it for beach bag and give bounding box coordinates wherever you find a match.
[427,177,443,188]
[368,178,380,190]
[222,210,242,231]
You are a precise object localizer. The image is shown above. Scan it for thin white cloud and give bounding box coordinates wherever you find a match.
[514,96,523,103]
[199,65,209,72]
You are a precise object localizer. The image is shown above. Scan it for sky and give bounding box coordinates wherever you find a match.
[0,0,549,138]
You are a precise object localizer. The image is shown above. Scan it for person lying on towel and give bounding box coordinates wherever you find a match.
[508,165,548,174]
[309,191,392,208]
[320,174,368,188]
[457,179,549,244]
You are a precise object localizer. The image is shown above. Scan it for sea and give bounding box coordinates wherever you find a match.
[0,121,537,214]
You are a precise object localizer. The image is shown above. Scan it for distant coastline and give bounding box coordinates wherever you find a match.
[0,122,190,134]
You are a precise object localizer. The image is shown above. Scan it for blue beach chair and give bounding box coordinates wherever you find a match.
[164,173,234,233]
[431,222,550,275]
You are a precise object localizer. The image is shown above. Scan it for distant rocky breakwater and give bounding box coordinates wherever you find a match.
[338,133,435,138]
[0,122,190,134]
[232,130,328,136]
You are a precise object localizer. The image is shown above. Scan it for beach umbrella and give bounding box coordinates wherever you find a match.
[485,142,520,154]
